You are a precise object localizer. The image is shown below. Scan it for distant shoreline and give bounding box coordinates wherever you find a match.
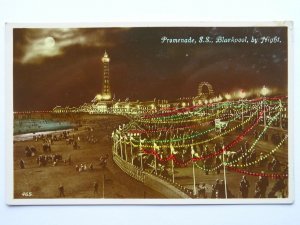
[13,125,75,136]
[13,118,78,140]
[13,128,75,142]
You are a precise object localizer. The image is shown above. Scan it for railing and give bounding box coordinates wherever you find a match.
[113,153,191,198]
[113,153,145,183]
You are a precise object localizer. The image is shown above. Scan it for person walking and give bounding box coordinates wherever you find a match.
[198,183,207,198]
[58,184,65,197]
[254,176,263,198]
[19,159,25,169]
[260,172,269,198]
[93,181,99,196]
[240,175,250,198]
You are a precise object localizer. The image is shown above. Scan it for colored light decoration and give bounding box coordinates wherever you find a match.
[260,85,270,126]
[239,90,246,126]
[260,85,270,96]
[239,90,246,99]
[225,93,231,100]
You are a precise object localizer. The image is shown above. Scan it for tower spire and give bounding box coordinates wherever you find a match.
[101,51,111,100]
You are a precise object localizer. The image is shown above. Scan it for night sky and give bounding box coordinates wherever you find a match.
[13,27,288,111]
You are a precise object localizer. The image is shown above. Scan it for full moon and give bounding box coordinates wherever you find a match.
[44,36,55,48]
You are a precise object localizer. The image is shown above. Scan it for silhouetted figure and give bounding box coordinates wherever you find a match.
[58,184,65,197]
[260,173,269,198]
[240,175,250,198]
[211,184,217,198]
[254,176,263,198]
[19,159,25,169]
[93,181,99,196]
[268,177,286,198]
[219,180,226,198]
[198,183,207,198]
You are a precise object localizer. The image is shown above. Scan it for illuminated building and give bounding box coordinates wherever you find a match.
[52,52,222,115]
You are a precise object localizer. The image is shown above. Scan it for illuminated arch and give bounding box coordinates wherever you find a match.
[198,82,214,96]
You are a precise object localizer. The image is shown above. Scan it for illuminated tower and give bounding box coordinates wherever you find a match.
[101,51,111,100]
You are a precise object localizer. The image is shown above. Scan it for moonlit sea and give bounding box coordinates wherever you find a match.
[14,119,75,141]
[13,129,74,142]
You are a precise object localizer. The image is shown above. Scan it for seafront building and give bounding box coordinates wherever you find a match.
[53,52,218,115]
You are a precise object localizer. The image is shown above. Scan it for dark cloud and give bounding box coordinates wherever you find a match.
[14,28,128,64]
[13,27,288,111]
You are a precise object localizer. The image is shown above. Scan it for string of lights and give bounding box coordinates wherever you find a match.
[141,111,263,165]
[193,133,287,172]
[226,111,283,167]
[130,109,262,148]
[227,166,288,179]
[127,108,248,134]
[131,108,260,144]
[136,107,230,124]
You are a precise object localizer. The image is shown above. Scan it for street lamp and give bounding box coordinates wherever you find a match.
[224,94,231,117]
[204,100,208,115]
[239,90,246,125]
[279,99,283,129]
[260,86,270,126]
[261,85,270,96]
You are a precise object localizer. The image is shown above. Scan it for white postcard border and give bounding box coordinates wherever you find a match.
[5,21,294,205]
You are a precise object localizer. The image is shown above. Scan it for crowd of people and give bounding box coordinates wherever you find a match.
[57,180,100,198]
[195,174,286,199]
[15,117,119,198]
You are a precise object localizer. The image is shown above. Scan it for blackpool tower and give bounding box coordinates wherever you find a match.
[101,51,111,100]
